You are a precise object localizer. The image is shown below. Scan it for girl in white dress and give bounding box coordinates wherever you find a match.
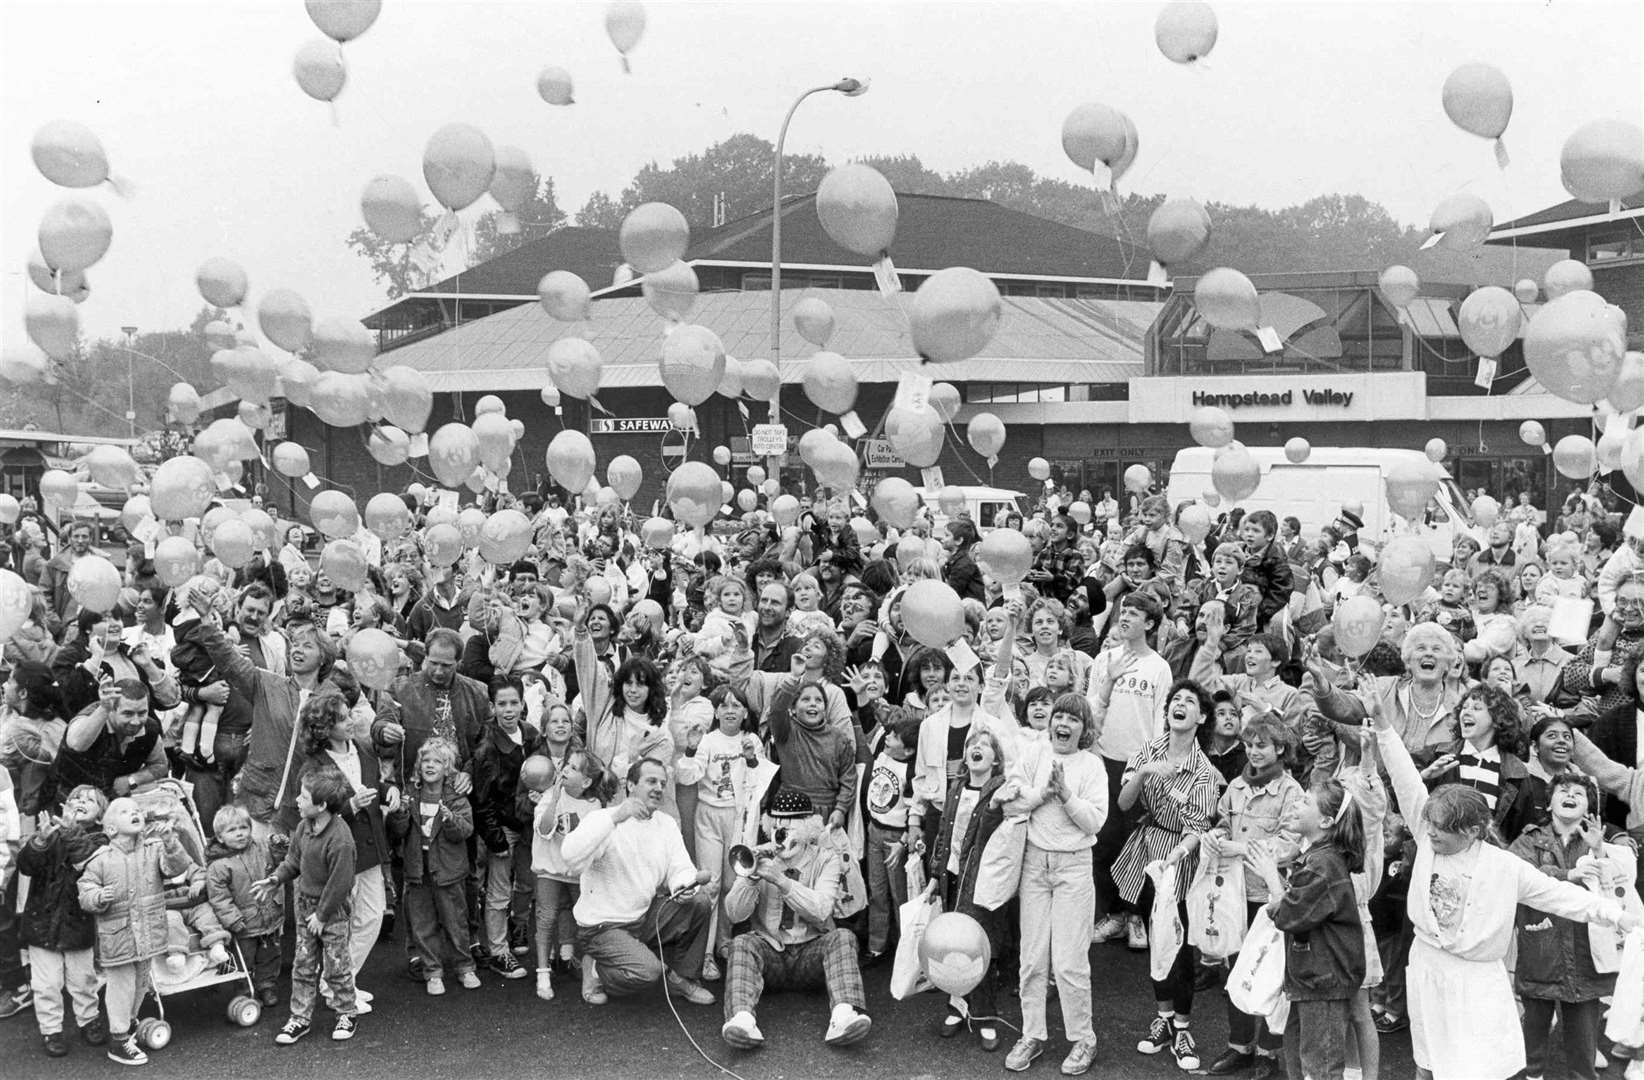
[1370,702,1641,1080]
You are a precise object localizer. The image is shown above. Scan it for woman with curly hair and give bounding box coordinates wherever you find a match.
[732,625,855,736]
[1415,681,1535,841]
[580,654,673,802]
[295,689,393,1006]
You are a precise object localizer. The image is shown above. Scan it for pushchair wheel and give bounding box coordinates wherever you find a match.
[228,995,263,1026]
[136,1017,172,1049]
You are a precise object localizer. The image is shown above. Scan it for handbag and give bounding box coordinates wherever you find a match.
[890,883,942,1000]
[1186,851,1249,960]
[972,815,1028,911]
[1605,928,1644,1048]
[1227,909,1286,1018]
[1147,861,1186,983]
[1588,844,1644,974]
[830,832,868,919]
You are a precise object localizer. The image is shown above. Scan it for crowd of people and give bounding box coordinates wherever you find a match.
[2,473,1644,1080]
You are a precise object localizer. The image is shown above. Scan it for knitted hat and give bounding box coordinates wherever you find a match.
[769,789,814,819]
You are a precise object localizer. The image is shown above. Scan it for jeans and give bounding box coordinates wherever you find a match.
[1134,884,1194,1016]
[0,873,25,991]
[577,891,712,997]
[405,880,473,980]
[534,877,579,971]
[234,933,282,995]
[1018,843,1096,1043]
[693,800,740,957]
[865,820,908,955]
[1283,998,1349,1080]
[1522,997,1603,1080]
[26,946,99,1034]
[482,829,526,955]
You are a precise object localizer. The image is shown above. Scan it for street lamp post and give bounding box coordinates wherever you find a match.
[768,76,867,483]
[120,325,138,437]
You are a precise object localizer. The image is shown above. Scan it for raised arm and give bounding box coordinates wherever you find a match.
[1371,709,1427,827]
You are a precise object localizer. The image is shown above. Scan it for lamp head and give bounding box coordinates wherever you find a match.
[834,77,869,97]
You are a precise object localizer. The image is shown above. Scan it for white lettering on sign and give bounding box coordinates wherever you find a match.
[751,424,789,455]
[590,418,672,434]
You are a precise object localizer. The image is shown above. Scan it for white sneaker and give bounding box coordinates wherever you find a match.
[426,975,446,996]
[824,1003,872,1046]
[1127,915,1149,952]
[458,971,482,990]
[536,970,554,1001]
[722,1010,765,1049]
[1091,914,1128,943]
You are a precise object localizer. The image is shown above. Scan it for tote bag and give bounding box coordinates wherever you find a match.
[1147,862,1186,982]
[1227,909,1286,1019]
[972,815,1029,911]
[890,884,942,1000]
[1186,852,1249,960]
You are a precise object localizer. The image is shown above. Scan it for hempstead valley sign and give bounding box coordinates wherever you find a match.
[1190,388,1354,409]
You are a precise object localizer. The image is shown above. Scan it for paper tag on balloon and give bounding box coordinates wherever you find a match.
[590,396,613,416]
[1420,231,1443,251]
[1002,583,1022,603]
[922,466,945,490]
[894,371,933,411]
[872,253,901,298]
[1474,356,1497,390]
[840,410,867,439]
[408,433,430,459]
[1548,597,1595,646]
[737,401,750,420]
[851,489,868,509]
[1255,327,1283,354]
[945,637,981,674]
[1147,261,1170,286]
[215,472,236,492]
[301,472,321,490]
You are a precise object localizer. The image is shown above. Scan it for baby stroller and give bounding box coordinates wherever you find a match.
[125,780,264,1050]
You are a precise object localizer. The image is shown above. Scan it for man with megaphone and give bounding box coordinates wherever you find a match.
[719,790,872,1051]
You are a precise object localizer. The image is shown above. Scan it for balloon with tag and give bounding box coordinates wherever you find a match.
[547,338,602,399]
[871,477,919,529]
[367,425,411,467]
[67,555,121,614]
[793,297,835,346]
[620,202,688,274]
[271,442,311,479]
[909,267,1002,363]
[1061,102,1138,186]
[30,119,113,188]
[666,461,721,529]
[1330,597,1384,659]
[1427,192,1493,251]
[1519,420,1546,448]
[1195,268,1260,331]
[545,430,596,493]
[815,164,899,256]
[976,528,1032,585]
[605,1,645,71]
[1385,459,1438,520]
[423,123,496,213]
[1377,536,1436,606]
[1441,62,1513,165]
[1458,286,1521,358]
[966,412,1006,457]
[901,580,966,649]
[885,403,945,468]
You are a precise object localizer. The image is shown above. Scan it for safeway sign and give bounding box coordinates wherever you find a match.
[860,438,905,469]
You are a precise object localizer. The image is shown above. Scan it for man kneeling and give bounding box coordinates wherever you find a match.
[562,757,715,1006]
[721,791,871,1049]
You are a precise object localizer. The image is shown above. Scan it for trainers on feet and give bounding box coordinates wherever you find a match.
[536,969,555,1000]
[1091,914,1128,944]
[43,1032,68,1057]
[331,1015,356,1041]
[1172,1028,1200,1071]
[701,956,721,982]
[510,925,531,957]
[425,976,446,996]
[107,1031,148,1065]
[82,1016,108,1045]
[458,971,482,990]
[824,1003,871,1046]
[665,970,715,1006]
[1062,1035,1099,1076]
[1207,1049,1256,1074]
[1138,1015,1173,1055]
[1006,1036,1046,1072]
[722,1010,764,1049]
[581,956,607,1005]
[487,952,527,979]
[1127,915,1149,951]
[274,1018,310,1046]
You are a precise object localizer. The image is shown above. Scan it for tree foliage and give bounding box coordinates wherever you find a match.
[575,133,828,231]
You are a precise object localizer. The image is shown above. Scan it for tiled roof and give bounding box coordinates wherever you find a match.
[1493,196,1644,233]
[381,288,1160,393]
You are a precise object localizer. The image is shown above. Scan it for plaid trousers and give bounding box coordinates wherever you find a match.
[724,928,866,1019]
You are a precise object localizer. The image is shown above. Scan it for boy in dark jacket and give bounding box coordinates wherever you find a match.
[470,677,539,977]
[386,736,478,995]
[206,804,283,1009]
[1237,511,1295,633]
[19,784,108,1057]
[255,769,358,1045]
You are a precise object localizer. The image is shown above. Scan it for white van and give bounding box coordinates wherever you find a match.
[920,485,1028,532]
[1165,446,1474,560]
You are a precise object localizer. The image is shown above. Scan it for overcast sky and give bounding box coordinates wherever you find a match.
[2,0,1641,352]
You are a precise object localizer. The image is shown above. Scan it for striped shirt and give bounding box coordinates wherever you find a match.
[1455,744,1504,809]
[1112,736,1220,903]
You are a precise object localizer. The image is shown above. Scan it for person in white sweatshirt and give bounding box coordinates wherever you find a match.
[1086,592,1173,948]
[560,758,715,1006]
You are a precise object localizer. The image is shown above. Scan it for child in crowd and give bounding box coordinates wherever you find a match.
[1419,682,1531,841]
[1237,511,1294,633]
[1246,777,1368,1080]
[205,804,283,1010]
[1421,569,1477,643]
[1022,686,1056,738]
[860,708,921,964]
[532,746,614,1001]
[389,737,477,997]
[471,676,539,980]
[1470,570,1518,651]
[1537,542,1589,604]
[78,796,192,1066]
[256,769,358,1045]
[170,576,234,765]
[1204,690,1248,784]
[1186,542,1261,668]
[788,572,836,636]
[20,784,108,1058]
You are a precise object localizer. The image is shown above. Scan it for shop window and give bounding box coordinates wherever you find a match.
[1587,232,1639,264]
